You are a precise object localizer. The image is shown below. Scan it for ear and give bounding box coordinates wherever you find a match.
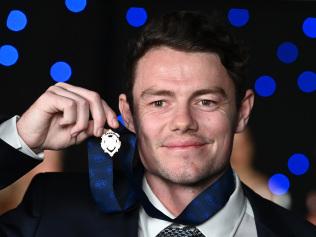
[235,89,255,133]
[119,94,136,133]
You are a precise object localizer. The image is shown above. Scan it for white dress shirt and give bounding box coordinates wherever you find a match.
[0,116,44,159]
[0,116,257,237]
[139,174,257,237]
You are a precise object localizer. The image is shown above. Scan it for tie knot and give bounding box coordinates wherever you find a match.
[156,224,205,237]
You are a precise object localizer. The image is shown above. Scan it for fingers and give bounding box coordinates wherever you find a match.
[51,83,118,137]
[102,100,119,129]
[40,91,78,126]
[75,120,95,144]
[47,86,90,136]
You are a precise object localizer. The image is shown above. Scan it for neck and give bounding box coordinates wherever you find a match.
[144,171,224,216]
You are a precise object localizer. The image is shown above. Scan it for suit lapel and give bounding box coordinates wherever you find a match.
[242,184,291,237]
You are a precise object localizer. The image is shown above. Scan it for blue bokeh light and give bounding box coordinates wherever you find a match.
[50,61,72,82]
[227,8,250,27]
[288,153,310,175]
[0,45,19,66]
[268,174,290,196]
[276,42,298,64]
[6,10,27,31]
[126,7,148,27]
[302,17,316,38]
[254,75,276,97]
[65,0,87,13]
[297,71,316,93]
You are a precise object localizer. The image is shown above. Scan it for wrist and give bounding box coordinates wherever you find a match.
[16,117,43,154]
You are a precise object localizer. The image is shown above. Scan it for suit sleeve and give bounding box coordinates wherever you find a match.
[0,117,41,189]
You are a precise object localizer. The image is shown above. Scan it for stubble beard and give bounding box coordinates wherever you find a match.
[147,156,229,188]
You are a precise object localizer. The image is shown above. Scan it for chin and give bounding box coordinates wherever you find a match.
[158,167,213,186]
[155,159,229,187]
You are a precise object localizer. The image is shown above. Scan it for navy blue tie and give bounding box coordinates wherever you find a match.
[87,125,137,213]
[87,125,235,225]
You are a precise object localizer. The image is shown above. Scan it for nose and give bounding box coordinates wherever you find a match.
[169,104,198,133]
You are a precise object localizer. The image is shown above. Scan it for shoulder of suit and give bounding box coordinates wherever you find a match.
[242,183,316,236]
[30,172,90,189]
[21,172,95,216]
[28,172,91,199]
[12,173,140,235]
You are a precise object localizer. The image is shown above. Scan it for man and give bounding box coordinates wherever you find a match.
[0,11,315,237]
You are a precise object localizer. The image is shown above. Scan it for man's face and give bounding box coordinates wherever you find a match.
[120,46,252,186]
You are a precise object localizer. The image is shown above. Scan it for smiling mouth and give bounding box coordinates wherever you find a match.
[161,137,212,150]
[163,143,207,150]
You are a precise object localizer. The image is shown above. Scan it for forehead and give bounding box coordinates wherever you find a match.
[133,47,234,95]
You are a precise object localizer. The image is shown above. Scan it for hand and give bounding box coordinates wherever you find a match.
[16,83,119,152]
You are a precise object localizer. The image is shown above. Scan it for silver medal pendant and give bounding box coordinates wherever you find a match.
[100,129,121,157]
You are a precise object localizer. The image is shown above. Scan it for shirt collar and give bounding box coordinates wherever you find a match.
[139,172,246,237]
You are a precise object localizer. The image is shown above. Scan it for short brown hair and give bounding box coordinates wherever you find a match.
[125,10,250,110]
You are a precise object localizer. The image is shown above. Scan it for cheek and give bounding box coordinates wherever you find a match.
[136,106,169,133]
[200,110,236,141]
[134,111,167,151]
[134,114,166,170]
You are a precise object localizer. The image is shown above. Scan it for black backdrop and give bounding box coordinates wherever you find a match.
[1,0,316,217]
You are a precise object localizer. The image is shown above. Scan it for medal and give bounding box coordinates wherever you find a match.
[100,129,121,157]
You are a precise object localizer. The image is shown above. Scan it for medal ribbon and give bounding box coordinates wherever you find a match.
[87,125,235,225]
[87,125,136,213]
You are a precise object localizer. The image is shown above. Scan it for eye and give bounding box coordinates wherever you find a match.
[151,100,165,107]
[199,99,215,106]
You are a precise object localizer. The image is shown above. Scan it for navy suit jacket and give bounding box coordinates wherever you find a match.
[0,139,315,237]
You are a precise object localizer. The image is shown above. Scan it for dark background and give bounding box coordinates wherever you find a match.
[1,0,315,217]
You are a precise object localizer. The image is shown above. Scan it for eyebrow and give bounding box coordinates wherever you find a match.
[140,87,227,99]
[141,89,175,98]
[190,88,227,99]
